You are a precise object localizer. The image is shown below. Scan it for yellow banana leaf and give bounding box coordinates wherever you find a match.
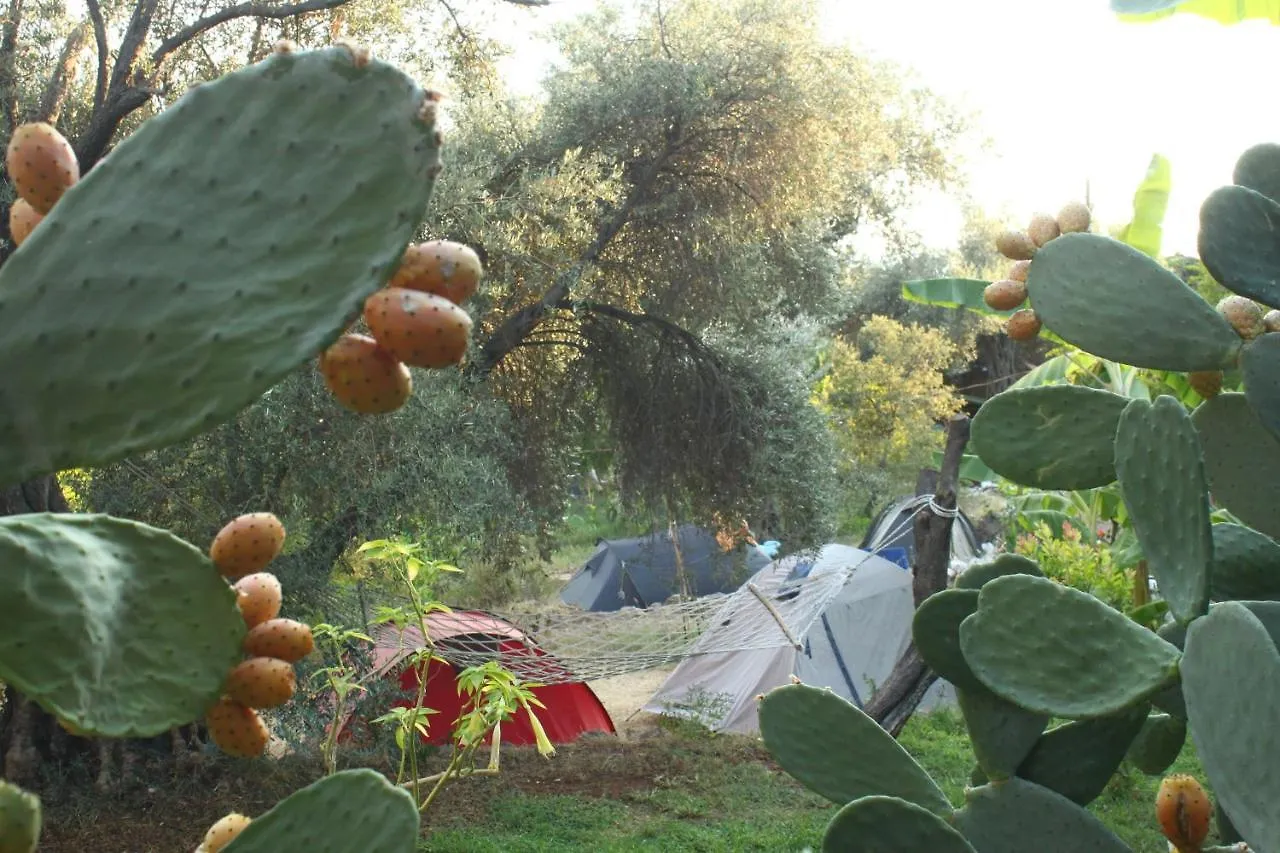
[1114,0,1280,24]
[1113,154,1172,258]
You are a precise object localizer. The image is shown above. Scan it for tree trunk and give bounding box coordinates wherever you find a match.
[862,413,970,737]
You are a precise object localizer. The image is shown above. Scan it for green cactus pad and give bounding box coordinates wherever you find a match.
[757,684,951,815]
[1193,393,1280,540]
[1241,333,1280,439]
[1125,712,1187,775]
[969,386,1128,489]
[1235,600,1280,646]
[1015,705,1149,805]
[955,553,1043,590]
[1198,185,1280,309]
[1217,800,1245,845]
[952,777,1131,853]
[1234,142,1280,204]
[957,685,1048,782]
[912,589,984,693]
[959,574,1182,718]
[0,46,441,488]
[0,781,40,853]
[820,796,976,853]
[1026,233,1241,371]
[0,513,243,737]
[1209,523,1280,601]
[1182,601,1280,853]
[1114,396,1212,623]
[223,768,417,852]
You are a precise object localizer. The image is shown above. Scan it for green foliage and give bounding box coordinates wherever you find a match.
[0,46,440,487]
[0,779,40,853]
[1012,521,1131,611]
[815,315,964,520]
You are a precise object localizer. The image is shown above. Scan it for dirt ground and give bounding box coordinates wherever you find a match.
[587,665,677,733]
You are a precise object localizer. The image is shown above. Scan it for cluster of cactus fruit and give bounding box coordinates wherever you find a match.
[760,141,1280,852]
[0,40,487,852]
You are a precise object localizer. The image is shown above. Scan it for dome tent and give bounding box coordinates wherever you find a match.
[643,544,956,734]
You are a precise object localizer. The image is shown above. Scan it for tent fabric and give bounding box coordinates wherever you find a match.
[644,544,956,734]
[860,494,983,567]
[561,524,774,612]
[351,611,615,747]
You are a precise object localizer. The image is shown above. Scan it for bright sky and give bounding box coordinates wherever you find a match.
[490,0,1279,259]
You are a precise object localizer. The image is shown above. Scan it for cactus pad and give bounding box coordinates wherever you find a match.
[954,553,1043,591]
[952,777,1131,853]
[223,768,418,852]
[956,685,1048,781]
[912,589,984,692]
[1026,233,1240,371]
[1209,523,1280,601]
[970,386,1128,489]
[1241,333,1280,438]
[1182,601,1280,853]
[1193,393,1280,540]
[0,46,441,488]
[1126,712,1187,776]
[1114,396,1212,623]
[820,796,976,853]
[959,574,1182,718]
[0,513,243,737]
[0,780,40,853]
[1014,704,1149,805]
[1233,142,1280,204]
[1198,186,1280,310]
[757,684,951,815]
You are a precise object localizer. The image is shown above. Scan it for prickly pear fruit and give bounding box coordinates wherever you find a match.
[225,657,297,709]
[5,122,79,214]
[0,780,40,853]
[984,279,1028,311]
[1057,201,1092,233]
[364,287,473,369]
[1156,774,1212,852]
[1006,308,1042,341]
[7,199,42,247]
[996,229,1037,261]
[1027,212,1061,247]
[209,513,286,580]
[203,812,252,853]
[244,618,315,662]
[205,697,269,759]
[1188,370,1223,400]
[1008,259,1031,283]
[233,572,283,629]
[390,240,483,305]
[1265,309,1280,333]
[318,333,412,415]
[1217,295,1266,340]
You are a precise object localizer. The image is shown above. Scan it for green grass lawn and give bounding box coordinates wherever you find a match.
[420,709,1211,852]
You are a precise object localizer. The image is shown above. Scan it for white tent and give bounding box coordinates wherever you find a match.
[643,544,956,734]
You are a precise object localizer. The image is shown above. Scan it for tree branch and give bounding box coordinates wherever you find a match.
[36,22,91,124]
[0,0,23,135]
[153,0,355,66]
[862,413,970,736]
[85,0,109,114]
[111,0,161,101]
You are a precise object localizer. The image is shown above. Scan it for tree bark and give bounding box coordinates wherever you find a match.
[863,413,970,737]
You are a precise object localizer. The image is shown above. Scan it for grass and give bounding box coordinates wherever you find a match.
[38,706,1217,852]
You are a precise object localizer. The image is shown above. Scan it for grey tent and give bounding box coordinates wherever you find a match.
[860,494,982,570]
[561,524,774,612]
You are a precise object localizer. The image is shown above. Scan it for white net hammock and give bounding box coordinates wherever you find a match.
[369,498,959,686]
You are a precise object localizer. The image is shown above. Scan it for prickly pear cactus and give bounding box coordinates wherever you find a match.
[0,780,40,853]
[0,43,442,487]
[760,141,1280,852]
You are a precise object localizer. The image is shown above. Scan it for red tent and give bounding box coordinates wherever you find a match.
[352,609,615,747]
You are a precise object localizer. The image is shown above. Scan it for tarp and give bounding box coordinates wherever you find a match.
[561,524,774,612]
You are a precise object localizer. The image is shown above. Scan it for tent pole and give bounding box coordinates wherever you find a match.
[746,583,803,650]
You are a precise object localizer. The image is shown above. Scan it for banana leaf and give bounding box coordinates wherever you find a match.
[901,277,1014,317]
[1114,154,1172,258]
[1113,0,1280,24]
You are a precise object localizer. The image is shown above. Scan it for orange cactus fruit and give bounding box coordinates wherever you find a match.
[1155,773,1212,852]
[209,512,286,579]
